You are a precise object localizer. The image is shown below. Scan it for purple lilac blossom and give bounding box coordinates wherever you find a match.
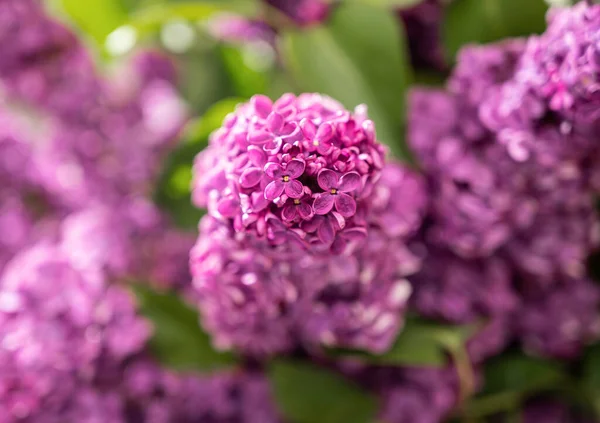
[0,0,191,293]
[409,248,518,325]
[410,89,536,258]
[515,277,600,359]
[408,248,518,362]
[0,242,280,423]
[123,363,281,423]
[480,2,600,164]
[207,14,277,47]
[348,364,461,423]
[190,216,298,355]
[0,243,151,421]
[408,32,600,360]
[191,162,426,355]
[193,93,387,252]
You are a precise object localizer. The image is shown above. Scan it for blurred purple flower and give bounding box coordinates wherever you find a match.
[266,0,330,26]
[515,278,600,359]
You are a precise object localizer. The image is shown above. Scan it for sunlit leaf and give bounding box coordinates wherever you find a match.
[442,0,548,61]
[282,2,412,159]
[329,318,475,367]
[58,0,127,45]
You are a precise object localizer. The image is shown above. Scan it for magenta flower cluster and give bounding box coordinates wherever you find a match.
[191,159,426,355]
[0,242,279,423]
[193,93,386,251]
[0,2,280,422]
[406,1,600,361]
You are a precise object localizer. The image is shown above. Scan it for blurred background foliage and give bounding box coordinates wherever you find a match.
[45,1,600,422]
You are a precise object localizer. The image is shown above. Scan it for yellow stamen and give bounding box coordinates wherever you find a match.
[293,199,301,205]
[330,188,337,195]
[283,175,290,182]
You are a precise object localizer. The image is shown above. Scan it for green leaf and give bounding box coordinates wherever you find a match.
[57,0,127,44]
[282,2,412,159]
[269,360,378,423]
[329,318,475,367]
[442,0,548,61]
[154,98,243,229]
[133,285,237,371]
[189,97,246,142]
[463,353,567,418]
[219,46,270,98]
[584,343,600,393]
[583,343,600,416]
[482,353,566,396]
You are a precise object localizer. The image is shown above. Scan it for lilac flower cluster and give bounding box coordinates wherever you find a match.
[0,243,279,423]
[191,157,426,355]
[0,3,252,420]
[341,363,462,423]
[0,0,193,289]
[193,93,386,251]
[406,2,600,360]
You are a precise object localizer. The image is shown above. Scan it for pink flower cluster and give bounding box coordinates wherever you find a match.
[194,93,386,252]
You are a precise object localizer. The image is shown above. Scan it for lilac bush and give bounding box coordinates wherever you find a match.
[2,0,600,422]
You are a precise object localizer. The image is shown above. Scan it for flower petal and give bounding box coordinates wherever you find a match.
[317,218,335,244]
[315,122,334,143]
[251,95,273,118]
[335,193,357,217]
[264,180,284,200]
[313,193,335,215]
[281,204,298,222]
[247,146,267,167]
[216,197,239,217]
[247,130,272,145]
[250,192,270,212]
[286,159,306,179]
[338,172,362,192]
[239,168,262,188]
[264,162,283,179]
[342,227,367,241]
[317,141,333,155]
[285,180,304,199]
[317,169,339,190]
[267,112,284,133]
[301,216,322,233]
[300,118,316,139]
[330,237,347,255]
[264,137,283,155]
[297,202,313,220]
